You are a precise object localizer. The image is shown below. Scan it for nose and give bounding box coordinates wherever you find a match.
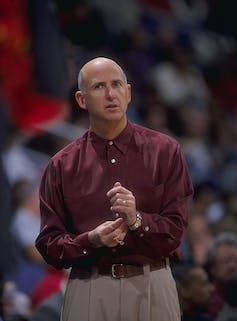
[106,86,116,99]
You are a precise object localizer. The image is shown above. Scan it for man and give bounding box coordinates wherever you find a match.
[205,232,237,319]
[174,264,214,321]
[36,57,193,321]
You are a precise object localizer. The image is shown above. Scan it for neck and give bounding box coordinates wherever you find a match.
[90,117,127,140]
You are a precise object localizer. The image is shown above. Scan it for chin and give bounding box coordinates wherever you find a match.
[106,112,124,121]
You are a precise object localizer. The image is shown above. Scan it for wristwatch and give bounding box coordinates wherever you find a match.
[128,211,142,231]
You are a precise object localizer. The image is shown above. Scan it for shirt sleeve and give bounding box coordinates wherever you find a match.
[35,160,98,269]
[122,143,193,260]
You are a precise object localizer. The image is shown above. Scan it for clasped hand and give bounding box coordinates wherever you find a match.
[88,182,137,248]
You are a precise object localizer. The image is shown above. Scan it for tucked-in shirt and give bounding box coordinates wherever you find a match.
[36,121,193,269]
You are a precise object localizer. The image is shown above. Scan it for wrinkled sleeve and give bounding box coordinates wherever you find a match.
[123,143,193,259]
[35,160,98,269]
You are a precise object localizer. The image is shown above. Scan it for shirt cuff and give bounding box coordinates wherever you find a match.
[74,232,97,257]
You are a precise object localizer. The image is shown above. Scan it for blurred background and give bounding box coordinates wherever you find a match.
[1,0,237,320]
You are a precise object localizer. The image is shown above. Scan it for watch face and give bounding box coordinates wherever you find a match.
[129,212,142,230]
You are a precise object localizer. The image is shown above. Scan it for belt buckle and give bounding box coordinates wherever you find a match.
[111,264,124,278]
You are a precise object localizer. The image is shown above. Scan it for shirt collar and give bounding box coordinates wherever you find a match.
[88,121,134,154]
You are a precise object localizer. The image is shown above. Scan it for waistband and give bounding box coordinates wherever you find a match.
[70,258,169,279]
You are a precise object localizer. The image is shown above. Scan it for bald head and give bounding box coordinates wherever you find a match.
[78,57,127,92]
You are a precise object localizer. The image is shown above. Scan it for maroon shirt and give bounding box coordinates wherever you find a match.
[36,121,193,269]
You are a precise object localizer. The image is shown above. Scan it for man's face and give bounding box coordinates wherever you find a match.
[211,244,237,283]
[76,59,131,126]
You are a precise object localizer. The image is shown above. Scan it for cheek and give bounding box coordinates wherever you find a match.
[86,96,102,108]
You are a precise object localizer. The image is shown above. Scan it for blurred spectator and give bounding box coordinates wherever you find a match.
[123,24,154,93]
[186,213,213,265]
[30,289,64,321]
[0,273,4,321]
[142,100,175,137]
[216,272,237,321]
[169,0,208,27]
[179,105,218,186]
[10,179,46,295]
[30,276,67,321]
[88,0,141,36]
[174,263,214,321]
[150,44,210,109]
[205,51,237,118]
[211,212,237,237]
[3,281,30,321]
[0,104,16,277]
[30,266,67,310]
[56,0,107,50]
[205,232,237,319]
[191,183,224,221]
[29,0,70,100]
[0,0,68,135]
[3,131,40,185]
[151,21,181,64]
[53,0,109,92]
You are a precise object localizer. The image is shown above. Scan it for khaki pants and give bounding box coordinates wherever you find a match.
[61,265,181,321]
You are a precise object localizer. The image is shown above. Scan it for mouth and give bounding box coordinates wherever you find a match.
[105,104,119,109]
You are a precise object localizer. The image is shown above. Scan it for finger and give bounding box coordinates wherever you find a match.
[114,238,125,246]
[107,185,129,198]
[113,181,121,187]
[104,229,122,247]
[111,198,135,211]
[110,200,129,212]
[110,194,130,206]
[113,229,127,246]
[110,191,134,205]
[102,218,124,235]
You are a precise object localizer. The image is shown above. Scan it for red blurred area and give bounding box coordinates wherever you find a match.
[0,0,68,134]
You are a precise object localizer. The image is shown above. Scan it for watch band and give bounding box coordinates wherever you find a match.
[128,211,142,231]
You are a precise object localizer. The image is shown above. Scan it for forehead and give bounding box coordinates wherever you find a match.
[82,60,125,85]
[216,244,237,256]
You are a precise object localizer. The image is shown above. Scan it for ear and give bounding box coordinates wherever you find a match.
[127,84,131,104]
[75,91,87,110]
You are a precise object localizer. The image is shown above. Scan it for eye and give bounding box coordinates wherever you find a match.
[94,83,105,90]
[112,80,122,88]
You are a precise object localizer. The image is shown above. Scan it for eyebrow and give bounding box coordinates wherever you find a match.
[91,79,123,88]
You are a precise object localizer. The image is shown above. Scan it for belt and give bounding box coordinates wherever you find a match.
[71,258,169,279]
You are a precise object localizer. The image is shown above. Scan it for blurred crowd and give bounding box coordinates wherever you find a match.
[0,0,237,320]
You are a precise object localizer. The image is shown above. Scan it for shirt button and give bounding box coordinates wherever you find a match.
[112,248,117,253]
[144,226,150,232]
[108,141,113,146]
[83,249,87,255]
[139,233,144,238]
[111,158,116,164]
